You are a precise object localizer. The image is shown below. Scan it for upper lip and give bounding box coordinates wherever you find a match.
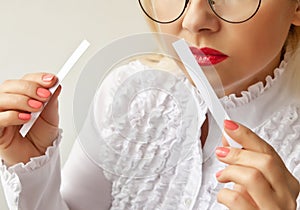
[189,46,228,66]
[190,47,227,57]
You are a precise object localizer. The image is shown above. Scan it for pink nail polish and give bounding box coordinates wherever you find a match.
[28,99,42,109]
[216,170,223,178]
[224,120,239,130]
[216,147,230,158]
[18,113,31,120]
[42,74,54,82]
[37,88,51,98]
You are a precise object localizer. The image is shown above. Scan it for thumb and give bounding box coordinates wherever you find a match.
[40,85,62,127]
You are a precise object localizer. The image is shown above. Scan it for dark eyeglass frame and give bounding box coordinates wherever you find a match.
[138,0,261,24]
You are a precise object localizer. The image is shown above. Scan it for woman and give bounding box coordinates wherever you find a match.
[0,0,299,209]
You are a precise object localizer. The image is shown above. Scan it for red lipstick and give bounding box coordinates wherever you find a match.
[190,47,228,66]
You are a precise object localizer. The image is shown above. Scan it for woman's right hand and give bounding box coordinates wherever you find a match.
[0,73,61,167]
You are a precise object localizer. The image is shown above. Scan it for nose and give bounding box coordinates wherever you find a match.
[182,0,220,33]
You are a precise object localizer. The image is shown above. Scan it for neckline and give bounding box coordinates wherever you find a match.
[201,51,292,161]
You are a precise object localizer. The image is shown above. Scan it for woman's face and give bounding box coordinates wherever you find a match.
[156,0,300,95]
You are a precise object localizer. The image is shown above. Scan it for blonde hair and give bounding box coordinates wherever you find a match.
[287,25,300,52]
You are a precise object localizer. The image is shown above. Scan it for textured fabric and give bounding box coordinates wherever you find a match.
[0,43,300,209]
[0,132,69,210]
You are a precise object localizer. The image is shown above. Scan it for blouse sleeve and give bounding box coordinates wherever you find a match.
[0,132,69,210]
[0,132,112,210]
[61,140,112,210]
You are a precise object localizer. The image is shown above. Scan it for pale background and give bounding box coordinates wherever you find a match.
[0,0,149,209]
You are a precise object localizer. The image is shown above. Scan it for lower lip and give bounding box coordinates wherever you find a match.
[190,48,228,66]
[194,55,228,66]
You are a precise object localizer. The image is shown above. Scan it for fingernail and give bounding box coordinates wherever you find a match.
[37,88,51,98]
[216,170,223,178]
[42,74,54,82]
[18,113,31,120]
[216,147,230,158]
[224,120,239,131]
[28,99,43,109]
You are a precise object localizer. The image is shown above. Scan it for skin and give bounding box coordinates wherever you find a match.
[158,0,300,95]
[153,0,300,208]
[0,73,60,166]
[217,122,300,209]
[0,1,299,209]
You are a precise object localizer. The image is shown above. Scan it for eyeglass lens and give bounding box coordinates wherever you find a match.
[138,0,261,24]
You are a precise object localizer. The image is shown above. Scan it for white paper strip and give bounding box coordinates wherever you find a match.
[173,39,242,148]
[19,40,90,137]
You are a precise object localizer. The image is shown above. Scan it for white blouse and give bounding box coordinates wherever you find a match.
[1,45,300,210]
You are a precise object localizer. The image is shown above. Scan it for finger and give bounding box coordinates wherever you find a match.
[29,86,61,150]
[215,147,286,189]
[0,93,44,113]
[233,184,257,207]
[1,73,57,92]
[223,120,274,154]
[0,111,31,145]
[221,120,299,196]
[217,188,256,210]
[0,78,55,102]
[0,111,31,128]
[40,85,61,126]
[21,72,57,88]
[216,165,276,209]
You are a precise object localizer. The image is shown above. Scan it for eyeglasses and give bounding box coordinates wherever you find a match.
[138,0,261,24]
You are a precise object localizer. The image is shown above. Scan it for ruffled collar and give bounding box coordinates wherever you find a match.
[220,58,288,110]
[151,45,298,129]
[219,42,300,129]
[219,38,300,111]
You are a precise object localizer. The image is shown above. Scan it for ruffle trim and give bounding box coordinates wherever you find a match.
[220,59,287,110]
[0,130,62,209]
[0,166,21,194]
[0,129,62,176]
[108,146,203,210]
[87,59,206,209]
[254,105,300,168]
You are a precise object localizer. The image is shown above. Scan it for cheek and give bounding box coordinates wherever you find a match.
[159,22,183,35]
[228,13,291,74]
[233,29,282,67]
[244,3,293,57]
[217,15,291,91]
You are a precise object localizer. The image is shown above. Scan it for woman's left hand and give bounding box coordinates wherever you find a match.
[215,120,300,210]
